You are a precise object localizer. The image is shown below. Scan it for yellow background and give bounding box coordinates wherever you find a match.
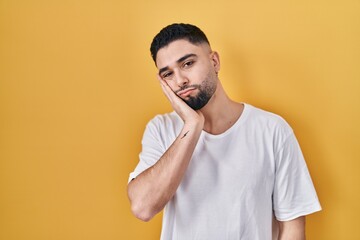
[0,0,359,239]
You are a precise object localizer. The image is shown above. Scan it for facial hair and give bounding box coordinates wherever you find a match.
[176,70,217,110]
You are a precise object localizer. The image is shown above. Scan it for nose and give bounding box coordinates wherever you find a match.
[175,71,189,88]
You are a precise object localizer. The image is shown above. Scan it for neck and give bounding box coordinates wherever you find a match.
[199,82,244,135]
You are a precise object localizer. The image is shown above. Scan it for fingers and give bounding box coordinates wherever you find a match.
[159,81,171,100]
[157,74,177,103]
[157,74,170,92]
[156,74,202,124]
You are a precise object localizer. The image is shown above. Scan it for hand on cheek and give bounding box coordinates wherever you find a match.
[156,74,203,125]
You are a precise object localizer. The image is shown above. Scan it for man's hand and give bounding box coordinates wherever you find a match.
[158,75,204,127]
[127,76,205,222]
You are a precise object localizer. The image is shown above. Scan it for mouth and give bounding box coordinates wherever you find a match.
[177,87,196,97]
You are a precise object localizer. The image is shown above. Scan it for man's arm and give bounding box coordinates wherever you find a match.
[127,78,204,222]
[278,216,306,240]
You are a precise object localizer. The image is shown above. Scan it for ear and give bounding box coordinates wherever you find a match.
[211,51,220,74]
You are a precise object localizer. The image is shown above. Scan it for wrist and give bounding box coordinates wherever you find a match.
[184,119,204,131]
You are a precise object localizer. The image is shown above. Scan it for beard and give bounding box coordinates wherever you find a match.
[176,71,217,110]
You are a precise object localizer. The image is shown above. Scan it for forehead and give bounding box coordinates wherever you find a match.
[156,39,209,69]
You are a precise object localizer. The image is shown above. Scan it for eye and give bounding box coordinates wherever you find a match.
[162,72,173,80]
[183,60,194,68]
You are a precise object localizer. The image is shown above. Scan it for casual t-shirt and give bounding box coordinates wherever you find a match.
[129,103,321,240]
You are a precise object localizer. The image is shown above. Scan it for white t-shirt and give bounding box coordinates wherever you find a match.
[129,103,321,240]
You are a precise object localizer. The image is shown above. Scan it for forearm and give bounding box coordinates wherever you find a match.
[278,216,306,240]
[127,121,203,221]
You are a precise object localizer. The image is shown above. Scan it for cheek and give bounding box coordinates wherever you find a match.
[182,66,201,82]
[165,80,177,91]
[192,66,210,82]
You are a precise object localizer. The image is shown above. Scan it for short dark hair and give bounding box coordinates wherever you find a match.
[150,23,210,63]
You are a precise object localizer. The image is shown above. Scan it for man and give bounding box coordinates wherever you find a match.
[127,23,321,240]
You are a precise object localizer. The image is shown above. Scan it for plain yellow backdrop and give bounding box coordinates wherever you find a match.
[0,0,359,239]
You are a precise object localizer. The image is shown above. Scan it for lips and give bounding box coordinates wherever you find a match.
[178,87,196,97]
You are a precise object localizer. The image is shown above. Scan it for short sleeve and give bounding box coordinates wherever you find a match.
[128,118,166,183]
[273,132,322,221]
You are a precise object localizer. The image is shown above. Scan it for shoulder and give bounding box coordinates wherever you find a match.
[143,111,183,144]
[146,111,182,131]
[244,103,293,136]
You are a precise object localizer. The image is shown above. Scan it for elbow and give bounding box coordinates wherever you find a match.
[130,202,154,222]
[127,181,157,222]
[128,192,154,221]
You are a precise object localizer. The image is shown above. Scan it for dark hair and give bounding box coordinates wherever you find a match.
[150,23,210,63]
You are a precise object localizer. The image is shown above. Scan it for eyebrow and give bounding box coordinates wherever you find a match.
[158,53,197,75]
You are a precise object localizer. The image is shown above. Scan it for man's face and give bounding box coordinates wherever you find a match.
[156,39,219,110]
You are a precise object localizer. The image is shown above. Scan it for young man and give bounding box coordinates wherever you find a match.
[127,23,321,240]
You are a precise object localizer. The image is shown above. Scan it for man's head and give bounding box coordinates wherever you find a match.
[150,24,220,110]
[150,23,210,64]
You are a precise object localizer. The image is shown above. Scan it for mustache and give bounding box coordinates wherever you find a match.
[175,84,201,94]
